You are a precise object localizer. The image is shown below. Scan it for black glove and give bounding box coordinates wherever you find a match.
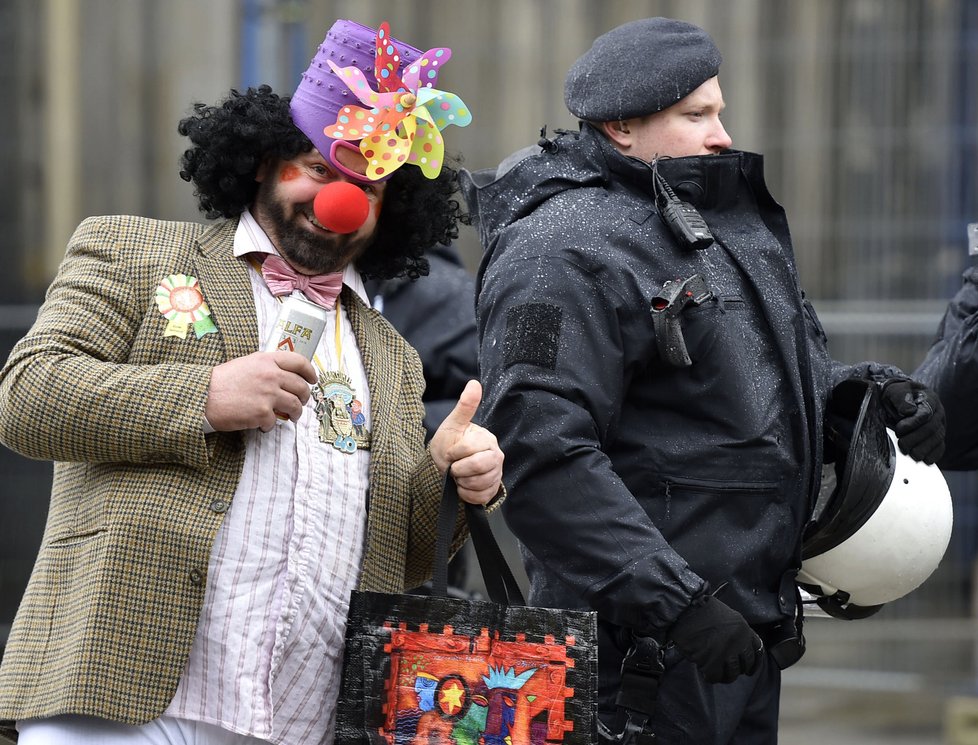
[668,594,763,684]
[879,379,946,465]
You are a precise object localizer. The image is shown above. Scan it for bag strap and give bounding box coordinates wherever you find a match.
[432,474,526,606]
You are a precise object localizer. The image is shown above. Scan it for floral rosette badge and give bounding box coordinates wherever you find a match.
[155,274,218,339]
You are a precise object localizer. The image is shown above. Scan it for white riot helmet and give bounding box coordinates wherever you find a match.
[798,378,953,620]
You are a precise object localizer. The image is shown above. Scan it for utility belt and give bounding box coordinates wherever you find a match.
[599,605,805,744]
[597,634,666,745]
[755,614,806,671]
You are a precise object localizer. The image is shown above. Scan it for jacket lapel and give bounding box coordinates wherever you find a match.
[344,287,402,456]
[192,218,260,362]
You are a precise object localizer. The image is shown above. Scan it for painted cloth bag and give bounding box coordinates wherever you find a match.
[335,478,598,744]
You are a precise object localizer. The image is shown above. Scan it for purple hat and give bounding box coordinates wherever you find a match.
[291,19,422,158]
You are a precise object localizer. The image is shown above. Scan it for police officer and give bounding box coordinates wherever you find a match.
[462,17,945,742]
[915,263,978,470]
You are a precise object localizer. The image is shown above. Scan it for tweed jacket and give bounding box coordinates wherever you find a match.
[0,215,460,738]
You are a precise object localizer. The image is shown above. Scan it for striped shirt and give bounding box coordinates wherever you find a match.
[165,210,371,744]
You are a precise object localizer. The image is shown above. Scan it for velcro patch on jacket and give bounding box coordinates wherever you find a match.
[504,303,562,369]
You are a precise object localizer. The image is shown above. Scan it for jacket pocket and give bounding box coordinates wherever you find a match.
[802,298,828,345]
[666,294,744,365]
[644,475,793,598]
[7,527,110,689]
[47,528,108,548]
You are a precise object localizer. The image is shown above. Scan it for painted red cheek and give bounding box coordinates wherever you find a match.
[280,165,300,181]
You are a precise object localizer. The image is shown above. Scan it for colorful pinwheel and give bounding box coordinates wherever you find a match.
[323,22,472,180]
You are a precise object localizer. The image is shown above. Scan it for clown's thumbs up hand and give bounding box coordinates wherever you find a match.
[430,380,504,505]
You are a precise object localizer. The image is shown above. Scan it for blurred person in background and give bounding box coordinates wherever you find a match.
[462,16,944,743]
[366,243,480,593]
[914,258,978,470]
[0,18,502,745]
[365,242,479,441]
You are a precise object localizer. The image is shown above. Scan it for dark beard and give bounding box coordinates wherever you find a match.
[259,190,372,275]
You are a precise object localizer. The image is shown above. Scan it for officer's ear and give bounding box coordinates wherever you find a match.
[601,119,634,150]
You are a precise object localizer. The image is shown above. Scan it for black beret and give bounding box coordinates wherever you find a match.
[564,17,722,122]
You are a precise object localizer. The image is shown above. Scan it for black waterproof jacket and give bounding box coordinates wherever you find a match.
[462,125,906,639]
[915,265,978,470]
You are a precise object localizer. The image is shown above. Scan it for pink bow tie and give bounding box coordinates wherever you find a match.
[260,254,344,309]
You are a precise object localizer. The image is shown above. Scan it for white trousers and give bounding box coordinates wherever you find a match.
[17,715,274,745]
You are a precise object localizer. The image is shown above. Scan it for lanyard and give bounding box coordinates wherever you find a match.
[246,254,342,373]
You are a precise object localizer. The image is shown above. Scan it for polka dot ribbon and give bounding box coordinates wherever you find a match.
[322,21,472,180]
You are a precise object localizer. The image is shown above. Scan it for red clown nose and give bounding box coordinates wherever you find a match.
[313,182,370,234]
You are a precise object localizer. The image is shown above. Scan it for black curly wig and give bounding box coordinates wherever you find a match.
[177,85,465,280]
